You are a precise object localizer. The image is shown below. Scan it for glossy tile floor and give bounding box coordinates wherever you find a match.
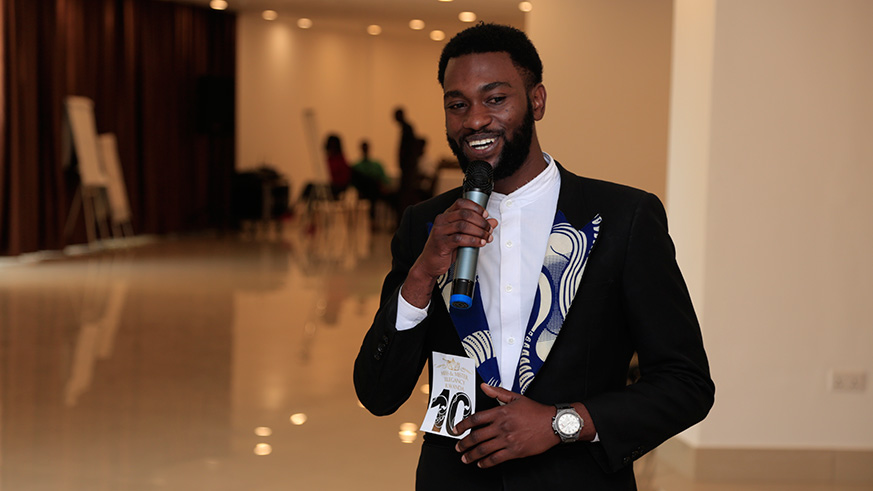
[2,211,870,490]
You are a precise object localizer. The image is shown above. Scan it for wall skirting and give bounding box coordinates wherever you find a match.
[658,438,873,484]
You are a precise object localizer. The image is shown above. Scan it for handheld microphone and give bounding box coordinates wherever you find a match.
[450,160,494,309]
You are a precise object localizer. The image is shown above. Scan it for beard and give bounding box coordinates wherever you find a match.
[447,99,535,183]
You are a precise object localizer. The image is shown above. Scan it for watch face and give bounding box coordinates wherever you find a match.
[558,413,581,435]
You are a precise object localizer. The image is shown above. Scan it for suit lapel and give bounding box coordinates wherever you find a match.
[513,210,601,393]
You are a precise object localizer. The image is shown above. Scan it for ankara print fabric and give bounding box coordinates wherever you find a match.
[514,212,601,394]
[435,212,601,392]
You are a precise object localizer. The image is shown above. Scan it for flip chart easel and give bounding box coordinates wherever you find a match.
[63,96,134,244]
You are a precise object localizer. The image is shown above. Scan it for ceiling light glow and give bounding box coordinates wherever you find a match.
[519,2,533,13]
[253,443,272,456]
[297,18,313,29]
[209,0,227,10]
[262,10,278,21]
[409,19,425,30]
[458,12,477,23]
[367,25,382,36]
[430,30,446,42]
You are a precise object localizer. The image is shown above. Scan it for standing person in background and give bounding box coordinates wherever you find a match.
[355,23,714,490]
[395,107,421,218]
[324,134,351,198]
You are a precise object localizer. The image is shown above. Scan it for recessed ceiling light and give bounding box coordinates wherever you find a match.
[430,30,446,41]
[262,10,278,21]
[209,0,227,10]
[439,0,453,2]
[297,18,313,29]
[458,11,477,22]
[409,19,425,30]
[367,25,382,36]
[519,2,533,12]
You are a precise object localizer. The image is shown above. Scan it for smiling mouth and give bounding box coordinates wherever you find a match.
[466,136,498,152]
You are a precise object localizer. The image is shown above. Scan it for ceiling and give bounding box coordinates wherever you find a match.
[167,0,527,35]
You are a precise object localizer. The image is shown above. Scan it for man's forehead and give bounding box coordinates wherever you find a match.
[443,52,521,90]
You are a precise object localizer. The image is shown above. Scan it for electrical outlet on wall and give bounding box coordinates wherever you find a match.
[829,370,868,392]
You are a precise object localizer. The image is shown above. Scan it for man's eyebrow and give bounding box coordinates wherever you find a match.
[443,81,512,100]
[443,90,464,100]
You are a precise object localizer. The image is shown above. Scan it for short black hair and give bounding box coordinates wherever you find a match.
[438,23,543,90]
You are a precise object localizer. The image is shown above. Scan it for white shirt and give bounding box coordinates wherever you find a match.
[396,153,561,390]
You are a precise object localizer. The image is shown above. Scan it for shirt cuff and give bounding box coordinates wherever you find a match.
[395,285,430,331]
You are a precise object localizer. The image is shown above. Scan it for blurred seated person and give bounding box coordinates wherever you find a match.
[351,140,397,221]
[325,134,351,198]
[352,141,391,194]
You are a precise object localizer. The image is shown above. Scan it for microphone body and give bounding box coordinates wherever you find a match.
[450,160,493,309]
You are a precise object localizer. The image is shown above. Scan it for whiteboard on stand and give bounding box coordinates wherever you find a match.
[97,133,132,225]
[64,96,108,188]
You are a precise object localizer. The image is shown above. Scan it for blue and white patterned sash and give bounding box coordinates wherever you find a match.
[435,211,601,393]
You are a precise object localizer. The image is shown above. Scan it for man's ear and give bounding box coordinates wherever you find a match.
[530,83,546,121]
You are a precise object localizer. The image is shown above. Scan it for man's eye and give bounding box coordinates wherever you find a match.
[446,102,466,110]
[488,96,506,105]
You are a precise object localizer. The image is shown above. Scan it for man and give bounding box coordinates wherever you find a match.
[395,107,422,216]
[354,23,714,490]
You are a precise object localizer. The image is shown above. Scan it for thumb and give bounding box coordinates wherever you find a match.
[481,383,521,405]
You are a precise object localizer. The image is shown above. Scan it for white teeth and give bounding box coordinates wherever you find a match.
[469,137,495,149]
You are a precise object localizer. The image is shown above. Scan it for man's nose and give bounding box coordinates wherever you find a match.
[463,103,492,131]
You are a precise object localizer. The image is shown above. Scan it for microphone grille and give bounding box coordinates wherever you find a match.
[463,160,494,194]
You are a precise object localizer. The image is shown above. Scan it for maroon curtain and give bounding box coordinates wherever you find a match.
[0,0,235,256]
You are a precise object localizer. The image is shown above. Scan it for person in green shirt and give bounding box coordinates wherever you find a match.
[352,140,390,189]
[352,140,396,227]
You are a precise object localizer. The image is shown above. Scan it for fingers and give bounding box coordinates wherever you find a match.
[408,198,499,301]
[480,383,521,405]
[433,198,495,246]
[454,420,518,468]
[452,391,560,468]
[449,407,490,436]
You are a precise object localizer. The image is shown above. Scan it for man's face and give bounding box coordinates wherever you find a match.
[442,52,540,182]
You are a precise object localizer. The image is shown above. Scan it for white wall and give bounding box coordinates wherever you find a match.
[665,0,717,445]
[693,0,873,448]
[528,0,674,200]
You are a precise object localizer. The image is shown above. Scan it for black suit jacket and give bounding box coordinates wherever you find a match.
[354,164,714,490]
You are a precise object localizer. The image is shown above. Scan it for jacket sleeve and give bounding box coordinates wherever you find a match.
[583,192,715,472]
[353,206,432,416]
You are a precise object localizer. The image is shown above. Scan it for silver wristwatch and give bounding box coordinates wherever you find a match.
[551,403,583,443]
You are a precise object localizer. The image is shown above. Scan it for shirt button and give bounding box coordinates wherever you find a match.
[505,241,513,248]
[507,337,516,345]
[506,200,514,207]
[505,285,513,293]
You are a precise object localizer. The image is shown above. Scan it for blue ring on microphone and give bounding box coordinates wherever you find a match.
[450,294,473,310]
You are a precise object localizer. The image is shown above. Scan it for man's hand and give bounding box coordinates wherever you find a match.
[401,199,498,308]
[451,383,560,468]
